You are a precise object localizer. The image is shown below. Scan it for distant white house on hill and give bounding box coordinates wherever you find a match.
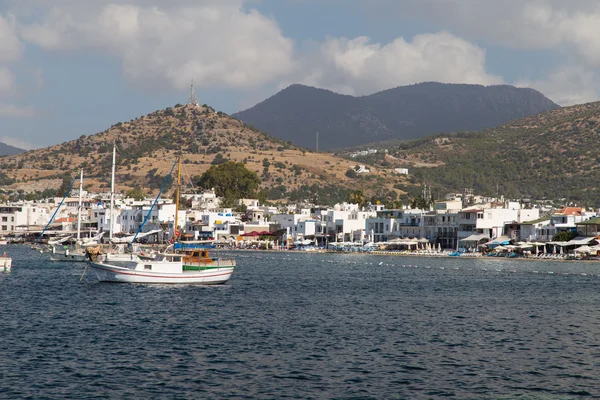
[394,168,409,175]
[355,165,370,174]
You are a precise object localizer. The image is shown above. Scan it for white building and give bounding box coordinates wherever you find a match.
[95,200,185,236]
[271,213,306,232]
[458,202,540,241]
[182,189,220,211]
[295,220,317,237]
[366,209,427,242]
[355,165,370,174]
[0,204,51,233]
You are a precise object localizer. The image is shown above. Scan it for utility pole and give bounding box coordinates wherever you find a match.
[316,132,319,152]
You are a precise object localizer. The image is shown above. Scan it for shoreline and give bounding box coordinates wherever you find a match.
[213,248,600,263]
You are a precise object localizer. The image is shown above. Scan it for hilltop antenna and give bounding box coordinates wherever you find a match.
[316,132,319,152]
[189,79,198,106]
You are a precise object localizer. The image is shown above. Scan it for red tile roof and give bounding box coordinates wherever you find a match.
[54,217,77,223]
[554,207,583,216]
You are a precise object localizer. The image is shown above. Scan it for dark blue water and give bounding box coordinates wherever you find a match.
[1,246,600,399]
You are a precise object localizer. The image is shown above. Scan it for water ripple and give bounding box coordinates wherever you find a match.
[2,246,600,398]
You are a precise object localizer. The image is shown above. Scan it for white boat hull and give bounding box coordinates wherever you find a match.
[88,261,234,284]
[0,256,11,272]
[50,251,88,263]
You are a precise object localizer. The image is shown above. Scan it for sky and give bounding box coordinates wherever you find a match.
[1,0,600,149]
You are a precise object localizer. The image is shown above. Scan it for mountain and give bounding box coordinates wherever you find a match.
[0,142,25,156]
[232,82,560,150]
[0,104,411,205]
[374,101,600,205]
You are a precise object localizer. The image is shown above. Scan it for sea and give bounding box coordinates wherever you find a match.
[1,245,600,399]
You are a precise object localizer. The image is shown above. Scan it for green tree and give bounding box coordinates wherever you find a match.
[347,190,366,208]
[126,186,146,201]
[57,174,74,197]
[345,169,357,179]
[257,188,268,205]
[171,191,188,209]
[552,231,577,242]
[211,153,227,165]
[197,161,261,204]
[410,195,430,209]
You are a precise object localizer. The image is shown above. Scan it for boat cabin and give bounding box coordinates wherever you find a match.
[183,249,215,263]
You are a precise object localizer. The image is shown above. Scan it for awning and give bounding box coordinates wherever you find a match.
[547,241,569,246]
[565,237,596,246]
[460,234,489,242]
[485,235,512,245]
[574,245,593,253]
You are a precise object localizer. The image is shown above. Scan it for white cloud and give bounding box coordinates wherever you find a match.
[0,135,36,150]
[0,68,15,94]
[18,2,295,91]
[291,32,502,96]
[516,65,599,106]
[0,14,23,62]
[372,0,600,66]
[15,2,501,97]
[366,0,600,104]
[0,104,36,118]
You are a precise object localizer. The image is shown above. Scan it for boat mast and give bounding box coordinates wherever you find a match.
[174,157,181,241]
[129,159,178,247]
[108,142,116,241]
[77,168,83,241]
[35,176,78,246]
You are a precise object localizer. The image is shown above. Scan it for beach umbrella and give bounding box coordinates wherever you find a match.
[575,245,592,253]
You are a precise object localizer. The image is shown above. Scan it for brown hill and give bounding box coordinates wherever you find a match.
[0,104,409,205]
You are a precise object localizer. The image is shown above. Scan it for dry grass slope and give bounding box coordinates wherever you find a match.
[0,104,410,202]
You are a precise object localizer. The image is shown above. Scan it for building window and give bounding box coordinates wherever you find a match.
[10,217,14,222]
[1,225,6,231]
[1,217,6,222]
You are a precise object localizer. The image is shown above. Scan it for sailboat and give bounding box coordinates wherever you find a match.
[0,241,11,272]
[86,157,235,284]
[49,169,97,262]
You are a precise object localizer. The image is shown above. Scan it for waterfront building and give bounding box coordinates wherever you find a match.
[0,204,51,233]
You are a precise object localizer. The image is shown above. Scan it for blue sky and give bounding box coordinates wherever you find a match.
[1,0,599,149]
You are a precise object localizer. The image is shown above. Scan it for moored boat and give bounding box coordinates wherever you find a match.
[86,251,234,284]
[84,157,236,284]
[0,252,11,272]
